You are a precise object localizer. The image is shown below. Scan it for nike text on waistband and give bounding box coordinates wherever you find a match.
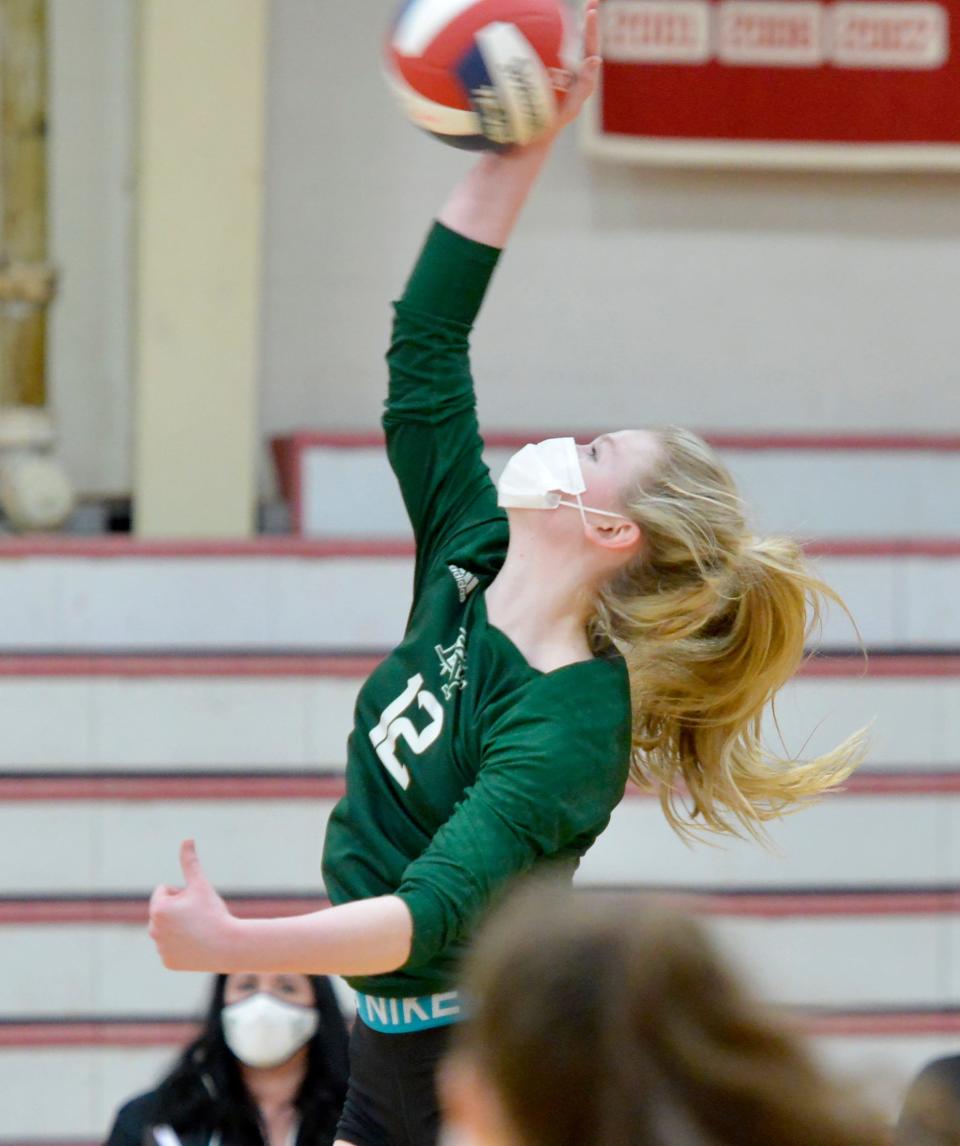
[355,989,463,1033]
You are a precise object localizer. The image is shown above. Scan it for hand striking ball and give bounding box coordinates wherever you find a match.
[386,0,577,151]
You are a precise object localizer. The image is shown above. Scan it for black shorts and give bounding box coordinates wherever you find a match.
[335,1018,453,1146]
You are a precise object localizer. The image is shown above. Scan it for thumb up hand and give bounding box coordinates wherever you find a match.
[149,840,236,971]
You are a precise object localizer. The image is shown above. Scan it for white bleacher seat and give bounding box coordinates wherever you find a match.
[0,545,956,650]
[0,661,955,772]
[280,434,960,539]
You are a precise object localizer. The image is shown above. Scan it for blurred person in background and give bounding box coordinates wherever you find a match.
[440,884,889,1146]
[104,972,349,1146]
[897,1056,960,1145]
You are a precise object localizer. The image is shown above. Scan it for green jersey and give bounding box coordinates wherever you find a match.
[321,222,632,999]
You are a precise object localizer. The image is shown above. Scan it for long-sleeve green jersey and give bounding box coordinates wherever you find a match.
[321,222,633,999]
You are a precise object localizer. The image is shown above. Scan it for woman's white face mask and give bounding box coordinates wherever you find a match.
[496,437,628,524]
[221,992,319,1069]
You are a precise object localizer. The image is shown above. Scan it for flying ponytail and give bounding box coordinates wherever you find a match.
[589,427,867,840]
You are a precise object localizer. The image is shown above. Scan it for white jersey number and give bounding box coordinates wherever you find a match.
[369,673,444,790]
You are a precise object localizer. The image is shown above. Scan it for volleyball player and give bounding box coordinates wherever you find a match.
[149,5,864,1143]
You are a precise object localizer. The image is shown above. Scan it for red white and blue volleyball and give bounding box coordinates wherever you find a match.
[386,0,577,151]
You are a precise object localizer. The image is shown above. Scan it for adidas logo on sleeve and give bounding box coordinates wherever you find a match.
[447,564,479,603]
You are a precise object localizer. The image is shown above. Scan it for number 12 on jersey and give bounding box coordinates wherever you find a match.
[369,674,444,789]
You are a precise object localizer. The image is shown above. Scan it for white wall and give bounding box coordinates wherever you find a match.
[44,0,960,495]
[260,0,960,458]
[47,0,137,497]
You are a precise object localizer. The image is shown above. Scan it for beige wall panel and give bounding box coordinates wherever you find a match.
[135,0,267,535]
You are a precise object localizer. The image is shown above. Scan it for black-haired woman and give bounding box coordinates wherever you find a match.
[104,972,349,1146]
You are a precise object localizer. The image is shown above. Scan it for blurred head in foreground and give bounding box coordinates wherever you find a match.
[441,886,887,1146]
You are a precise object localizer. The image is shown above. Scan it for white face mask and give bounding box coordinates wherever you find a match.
[496,437,628,524]
[221,992,319,1069]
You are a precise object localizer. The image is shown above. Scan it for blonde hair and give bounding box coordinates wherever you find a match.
[451,885,887,1146]
[589,427,867,840]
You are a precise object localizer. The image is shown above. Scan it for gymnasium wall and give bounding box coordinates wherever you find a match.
[261,0,960,447]
[45,0,960,499]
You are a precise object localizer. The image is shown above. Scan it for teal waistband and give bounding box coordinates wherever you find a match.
[355,989,464,1034]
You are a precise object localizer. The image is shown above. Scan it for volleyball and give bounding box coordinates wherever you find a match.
[386,0,577,151]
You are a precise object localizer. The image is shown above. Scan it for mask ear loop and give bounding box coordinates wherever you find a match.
[557,497,630,526]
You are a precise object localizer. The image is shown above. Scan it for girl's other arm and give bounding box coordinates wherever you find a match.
[149,841,412,976]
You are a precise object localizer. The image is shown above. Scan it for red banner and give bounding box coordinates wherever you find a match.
[588,0,960,167]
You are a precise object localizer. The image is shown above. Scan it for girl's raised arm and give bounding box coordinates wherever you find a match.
[437,2,600,248]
